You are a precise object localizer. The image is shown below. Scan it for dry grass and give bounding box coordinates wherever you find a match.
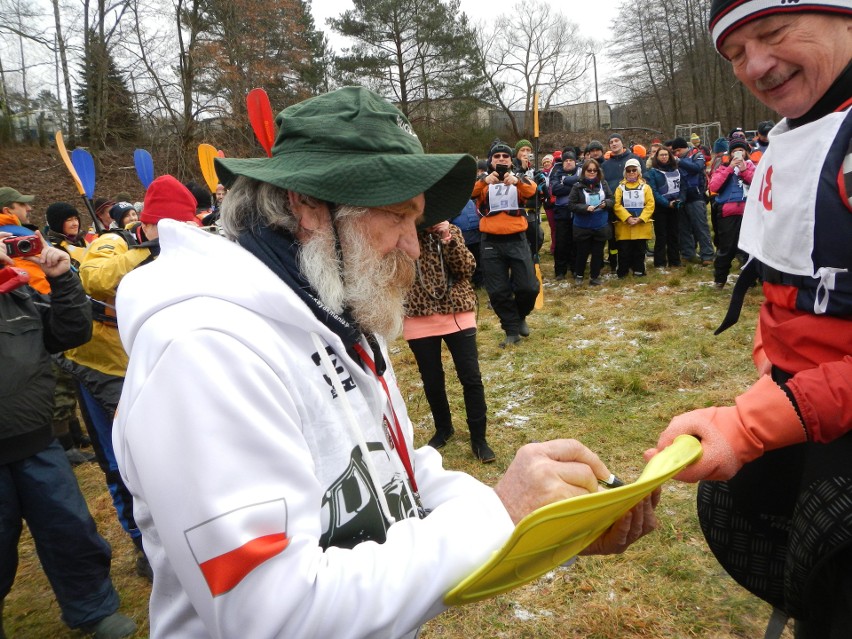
[5,239,794,638]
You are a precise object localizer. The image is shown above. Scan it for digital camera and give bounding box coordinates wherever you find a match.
[3,235,42,258]
[496,165,509,180]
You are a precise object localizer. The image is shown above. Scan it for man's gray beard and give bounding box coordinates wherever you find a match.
[297,207,415,341]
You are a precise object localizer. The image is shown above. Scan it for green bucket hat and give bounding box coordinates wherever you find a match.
[215,87,476,227]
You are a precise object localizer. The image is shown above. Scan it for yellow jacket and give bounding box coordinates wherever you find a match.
[64,231,151,377]
[613,180,654,241]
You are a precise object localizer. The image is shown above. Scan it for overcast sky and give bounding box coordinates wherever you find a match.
[310,0,621,102]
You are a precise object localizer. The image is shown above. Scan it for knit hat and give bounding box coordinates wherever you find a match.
[586,140,604,152]
[608,133,623,142]
[488,141,513,162]
[651,138,662,145]
[561,149,577,161]
[713,137,730,154]
[112,191,133,203]
[541,154,554,165]
[757,120,775,136]
[514,139,533,154]
[215,87,475,228]
[109,202,136,226]
[140,175,200,225]
[623,158,642,176]
[729,139,751,154]
[552,150,562,161]
[94,198,114,220]
[632,144,647,158]
[476,159,489,172]
[709,0,852,53]
[0,187,34,210]
[667,137,689,150]
[45,202,79,233]
[690,133,701,143]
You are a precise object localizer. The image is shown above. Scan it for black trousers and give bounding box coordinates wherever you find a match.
[553,215,574,277]
[616,239,647,277]
[407,328,487,440]
[713,214,743,284]
[481,234,539,336]
[573,225,609,279]
[653,204,681,267]
[698,429,852,637]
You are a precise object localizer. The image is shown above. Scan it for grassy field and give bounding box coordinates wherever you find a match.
[5,243,794,638]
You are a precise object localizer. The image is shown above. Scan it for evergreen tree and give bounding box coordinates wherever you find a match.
[195,0,326,130]
[75,30,139,146]
[329,0,486,148]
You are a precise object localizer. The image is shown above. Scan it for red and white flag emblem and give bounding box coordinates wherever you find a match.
[185,498,290,597]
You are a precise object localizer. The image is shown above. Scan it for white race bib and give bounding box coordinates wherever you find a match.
[488,183,520,213]
[663,170,680,196]
[622,187,644,213]
[740,112,846,276]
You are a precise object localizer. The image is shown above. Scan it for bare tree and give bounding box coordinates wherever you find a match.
[475,0,589,140]
[122,0,208,176]
[606,0,775,136]
[50,0,76,138]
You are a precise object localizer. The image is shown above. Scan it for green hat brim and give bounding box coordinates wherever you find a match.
[215,152,475,228]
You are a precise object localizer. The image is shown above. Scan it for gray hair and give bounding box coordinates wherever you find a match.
[220,176,369,240]
[219,177,296,240]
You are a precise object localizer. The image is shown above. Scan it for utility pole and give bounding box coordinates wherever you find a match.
[591,52,601,130]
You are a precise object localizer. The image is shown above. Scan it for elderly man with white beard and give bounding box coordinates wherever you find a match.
[112,87,658,639]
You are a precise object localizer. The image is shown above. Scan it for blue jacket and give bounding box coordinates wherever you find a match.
[677,149,706,201]
[602,150,638,193]
[548,163,580,220]
[450,199,481,245]
[646,164,686,208]
[568,179,613,230]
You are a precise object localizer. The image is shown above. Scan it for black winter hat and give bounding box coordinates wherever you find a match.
[757,120,775,136]
[476,159,489,171]
[185,181,212,210]
[729,139,751,154]
[667,137,689,150]
[586,140,604,152]
[109,202,136,225]
[709,0,852,54]
[561,148,577,161]
[45,202,80,233]
[488,141,513,161]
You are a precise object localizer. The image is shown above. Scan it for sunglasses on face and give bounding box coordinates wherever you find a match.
[585,168,598,173]
[492,153,511,159]
[625,168,639,173]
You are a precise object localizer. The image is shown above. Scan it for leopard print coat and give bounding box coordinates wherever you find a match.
[405,224,477,318]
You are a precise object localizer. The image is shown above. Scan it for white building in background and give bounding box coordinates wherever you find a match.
[473,100,612,133]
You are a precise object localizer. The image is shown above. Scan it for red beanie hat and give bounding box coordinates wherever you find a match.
[141,175,198,225]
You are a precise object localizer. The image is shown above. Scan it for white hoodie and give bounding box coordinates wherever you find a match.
[113,220,514,639]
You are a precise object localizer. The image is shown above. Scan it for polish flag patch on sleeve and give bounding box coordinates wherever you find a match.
[185,498,290,597]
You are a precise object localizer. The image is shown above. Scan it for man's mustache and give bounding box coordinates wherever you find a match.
[754,70,792,92]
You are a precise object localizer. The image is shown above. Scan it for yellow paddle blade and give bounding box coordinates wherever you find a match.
[534,263,544,309]
[198,143,219,194]
[55,131,85,196]
[444,435,702,606]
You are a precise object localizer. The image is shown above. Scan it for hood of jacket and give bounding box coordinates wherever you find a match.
[116,219,341,357]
